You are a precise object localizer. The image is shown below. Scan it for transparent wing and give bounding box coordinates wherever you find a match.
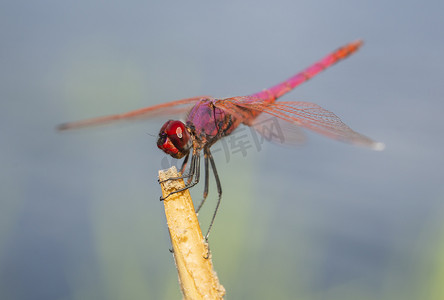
[215,97,307,146]
[216,97,384,150]
[250,113,306,146]
[57,96,209,130]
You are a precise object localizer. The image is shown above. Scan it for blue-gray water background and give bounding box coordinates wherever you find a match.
[1,1,444,299]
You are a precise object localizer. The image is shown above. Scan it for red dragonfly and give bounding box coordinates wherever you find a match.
[59,40,384,240]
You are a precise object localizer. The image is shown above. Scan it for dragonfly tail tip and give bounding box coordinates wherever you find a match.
[352,39,364,49]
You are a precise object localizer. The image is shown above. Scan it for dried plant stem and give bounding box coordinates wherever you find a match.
[159,167,225,300]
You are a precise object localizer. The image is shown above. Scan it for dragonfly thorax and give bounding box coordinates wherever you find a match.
[157,120,192,159]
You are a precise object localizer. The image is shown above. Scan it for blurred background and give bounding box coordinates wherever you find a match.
[1,1,444,299]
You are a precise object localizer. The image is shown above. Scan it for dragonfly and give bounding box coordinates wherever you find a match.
[59,40,384,240]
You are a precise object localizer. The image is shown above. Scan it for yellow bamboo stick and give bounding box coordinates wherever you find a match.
[158,166,225,300]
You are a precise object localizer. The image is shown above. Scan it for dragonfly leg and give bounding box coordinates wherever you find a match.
[180,153,190,174]
[159,153,195,184]
[195,153,210,214]
[160,153,201,201]
[184,152,198,185]
[203,149,222,242]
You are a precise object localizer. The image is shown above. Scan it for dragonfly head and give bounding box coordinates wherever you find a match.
[157,120,192,159]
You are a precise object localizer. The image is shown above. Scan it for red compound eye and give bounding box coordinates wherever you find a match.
[157,120,191,159]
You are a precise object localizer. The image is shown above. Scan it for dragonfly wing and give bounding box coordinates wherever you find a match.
[216,98,384,150]
[215,97,306,146]
[58,96,209,130]
[250,113,306,146]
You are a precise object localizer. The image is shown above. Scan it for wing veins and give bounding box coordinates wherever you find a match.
[58,96,209,130]
[217,99,379,148]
